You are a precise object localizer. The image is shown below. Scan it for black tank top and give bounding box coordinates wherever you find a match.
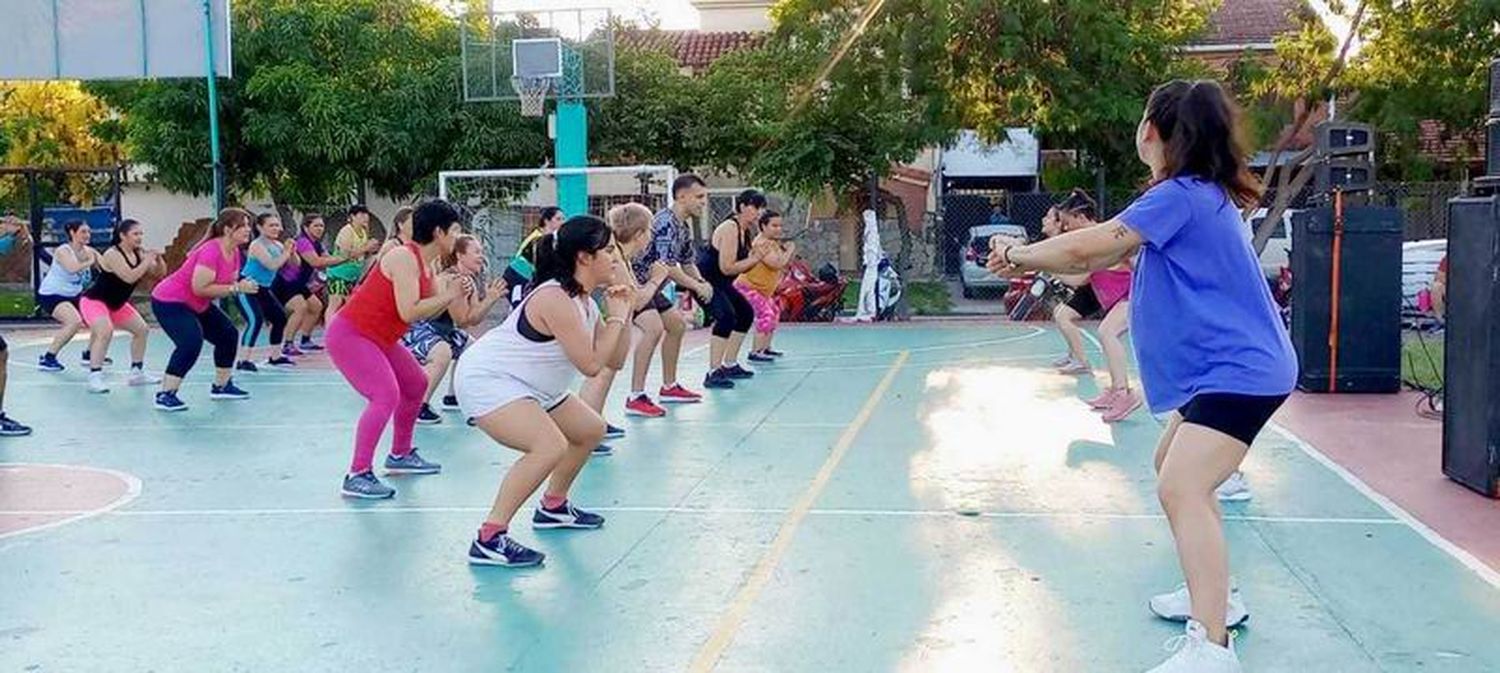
[697,221,751,286]
[83,246,142,310]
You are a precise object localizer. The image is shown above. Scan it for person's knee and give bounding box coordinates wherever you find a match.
[533,432,568,465]
[1156,473,1207,513]
[663,311,686,335]
[578,418,606,449]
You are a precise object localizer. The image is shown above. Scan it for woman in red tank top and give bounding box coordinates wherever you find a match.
[326,201,471,500]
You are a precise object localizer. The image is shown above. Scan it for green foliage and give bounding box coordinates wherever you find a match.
[589,44,702,169]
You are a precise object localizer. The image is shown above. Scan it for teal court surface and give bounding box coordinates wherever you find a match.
[2,322,1499,672]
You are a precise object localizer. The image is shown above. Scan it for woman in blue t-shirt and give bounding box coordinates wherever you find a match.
[989,80,1296,673]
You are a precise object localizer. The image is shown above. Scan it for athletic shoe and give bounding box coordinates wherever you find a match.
[721,363,755,379]
[703,369,736,390]
[88,370,110,394]
[416,404,442,425]
[764,348,785,358]
[80,354,112,366]
[1144,620,1241,673]
[1102,390,1142,423]
[0,413,32,436]
[748,351,775,363]
[1087,388,1121,409]
[604,424,625,440]
[1057,359,1091,375]
[1215,472,1253,502]
[265,356,296,369]
[626,395,667,418]
[533,501,605,529]
[127,368,161,386]
[154,391,188,412]
[37,353,63,372]
[1051,355,1075,368]
[281,344,306,357]
[1149,582,1249,628]
[441,395,461,411]
[235,360,259,374]
[466,417,477,427]
[592,444,614,457]
[468,532,545,567]
[384,449,441,475]
[210,380,250,400]
[658,384,702,404]
[298,338,325,352]
[341,471,395,499]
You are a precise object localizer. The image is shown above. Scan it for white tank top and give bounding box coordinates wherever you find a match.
[38,244,91,296]
[460,280,599,398]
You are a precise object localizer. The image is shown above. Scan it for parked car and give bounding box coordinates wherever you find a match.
[1249,207,1295,281]
[960,222,1029,298]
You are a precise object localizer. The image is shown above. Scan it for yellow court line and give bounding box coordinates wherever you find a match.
[688,350,910,673]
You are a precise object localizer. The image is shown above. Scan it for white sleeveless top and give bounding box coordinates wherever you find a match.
[38,244,91,296]
[458,280,599,400]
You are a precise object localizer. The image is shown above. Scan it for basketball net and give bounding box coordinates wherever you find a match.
[512,76,551,117]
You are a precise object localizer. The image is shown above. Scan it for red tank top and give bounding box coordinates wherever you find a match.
[340,242,433,346]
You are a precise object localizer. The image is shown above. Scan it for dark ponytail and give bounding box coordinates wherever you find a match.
[111,219,142,246]
[1144,80,1262,208]
[531,215,613,297]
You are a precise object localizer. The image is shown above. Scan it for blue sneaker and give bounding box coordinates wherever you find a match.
[592,444,614,457]
[37,353,63,372]
[154,391,188,412]
[722,363,755,380]
[384,449,441,475]
[0,413,32,436]
[468,533,545,567]
[341,471,395,499]
[532,501,605,530]
[747,351,775,363]
[210,380,250,400]
[235,360,259,374]
[703,369,735,390]
[416,404,442,425]
[604,423,625,440]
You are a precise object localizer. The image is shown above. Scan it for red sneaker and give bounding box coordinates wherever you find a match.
[659,383,703,404]
[625,395,667,418]
[1087,388,1121,410]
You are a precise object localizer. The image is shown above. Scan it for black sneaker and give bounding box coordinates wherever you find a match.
[722,364,755,379]
[440,395,461,411]
[592,444,614,457]
[466,417,477,427]
[703,369,735,390]
[210,380,250,400]
[604,423,625,440]
[416,403,442,425]
[154,390,188,412]
[0,413,32,436]
[80,353,113,366]
[532,501,605,530]
[235,360,259,374]
[299,338,325,352]
[468,532,545,567]
[765,348,785,357]
[37,353,63,372]
[748,351,775,363]
[265,356,296,369]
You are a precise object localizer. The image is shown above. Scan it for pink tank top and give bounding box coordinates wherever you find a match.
[1089,268,1132,312]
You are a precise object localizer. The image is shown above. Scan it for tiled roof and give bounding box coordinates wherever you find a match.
[617,30,765,72]
[1199,0,1304,46]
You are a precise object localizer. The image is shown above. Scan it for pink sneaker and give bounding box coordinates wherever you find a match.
[1101,390,1141,423]
[1086,388,1121,409]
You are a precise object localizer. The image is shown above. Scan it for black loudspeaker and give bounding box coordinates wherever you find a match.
[1314,159,1376,193]
[1290,206,1403,393]
[1315,121,1375,156]
[1442,195,1500,497]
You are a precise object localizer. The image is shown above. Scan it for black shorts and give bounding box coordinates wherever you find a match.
[1180,392,1289,446]
[271,278,311,304]
[38,293,79,316]
[1064,284,1101,318]
[634,289,673,317]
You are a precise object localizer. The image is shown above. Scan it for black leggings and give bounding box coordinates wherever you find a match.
[706,281,754,339]
[236,289,287,348]
[152,299,239,378]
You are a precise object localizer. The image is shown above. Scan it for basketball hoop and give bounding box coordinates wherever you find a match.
[512,76,551,117]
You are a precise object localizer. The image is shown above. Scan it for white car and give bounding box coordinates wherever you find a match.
[960,222,1029,298]
[1248,207,1294,280]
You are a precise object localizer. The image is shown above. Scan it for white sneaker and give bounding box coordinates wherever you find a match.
[1145,620,1241,673]
[1216,471,1252,502]
[87,370,110,394]
[1149,581,1249,628]
[128,368,162,387]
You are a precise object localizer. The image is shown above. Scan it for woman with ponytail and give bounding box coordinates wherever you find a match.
[79,219,166,393]
[456,215,631,568]
[988,80,1295,673]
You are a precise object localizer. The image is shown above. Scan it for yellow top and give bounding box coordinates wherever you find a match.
[739,239,784,296]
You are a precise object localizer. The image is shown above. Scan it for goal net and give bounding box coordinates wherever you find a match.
[438,164,677,276]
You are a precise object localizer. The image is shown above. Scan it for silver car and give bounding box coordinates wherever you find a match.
[960,222,1029,298]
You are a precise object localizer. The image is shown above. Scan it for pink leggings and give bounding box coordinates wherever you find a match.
[733,279,780,335]
[325,316,426,473]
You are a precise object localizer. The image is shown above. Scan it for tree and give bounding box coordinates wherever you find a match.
[588,42,703,169]
[0,81,125,211]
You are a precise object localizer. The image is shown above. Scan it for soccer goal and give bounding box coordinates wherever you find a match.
[438,164,677,273]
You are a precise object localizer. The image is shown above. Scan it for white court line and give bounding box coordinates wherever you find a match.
[806,327,1044,361]
[0,463,143,541]
[0,503,1401,526]
[1269,422,1500,590]
[69,420,850,432]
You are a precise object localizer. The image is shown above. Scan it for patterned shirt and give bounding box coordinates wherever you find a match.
[634,207,695,284]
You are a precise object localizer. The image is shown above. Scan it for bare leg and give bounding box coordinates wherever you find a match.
[725,331,748,365]
[631,311,664,393]
[708,335,727,370]
[1052,304,1087,363]
[122,313,151,364]
[87,316,114,369]
[660,308,686,385]
[475,401,569,529]
[1098,300,1131,391]
[541,396,607,502]
[420,341,453,405]
[1157,423,1248,647]
[47,302,85,357]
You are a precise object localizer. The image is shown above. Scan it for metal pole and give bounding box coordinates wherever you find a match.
[203,0,225,212]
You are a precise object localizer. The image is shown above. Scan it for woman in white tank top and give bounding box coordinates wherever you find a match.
[456,214,632,568]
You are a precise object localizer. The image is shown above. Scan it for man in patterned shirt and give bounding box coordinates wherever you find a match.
[623,174,714,416]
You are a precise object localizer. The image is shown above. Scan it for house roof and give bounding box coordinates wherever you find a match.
[616,30,765,73]
[1198,0,1304,47]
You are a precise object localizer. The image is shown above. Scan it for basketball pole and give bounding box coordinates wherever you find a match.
[554,50,588,217]
[202,0,225,212]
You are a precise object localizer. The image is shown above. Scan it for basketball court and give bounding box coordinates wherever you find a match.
[2,322,1498,672]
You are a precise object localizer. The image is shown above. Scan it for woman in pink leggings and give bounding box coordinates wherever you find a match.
[327,201,469,500]
[736,210,794,362]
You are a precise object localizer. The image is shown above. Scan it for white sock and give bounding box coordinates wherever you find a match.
[630,390,646,399]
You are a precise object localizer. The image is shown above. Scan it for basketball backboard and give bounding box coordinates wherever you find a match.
[461,7,616,103]
[0,0,231,80]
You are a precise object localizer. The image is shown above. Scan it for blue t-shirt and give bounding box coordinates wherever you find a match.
[241,239,284,287]
[1117,177,1298,414]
